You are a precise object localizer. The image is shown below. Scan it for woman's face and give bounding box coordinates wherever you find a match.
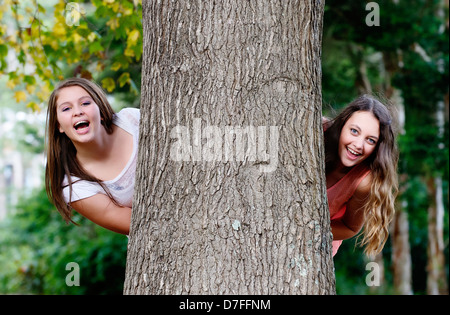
[55,85,103,145]
[338,111,380,168]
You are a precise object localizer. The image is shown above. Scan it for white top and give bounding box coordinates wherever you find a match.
[62,107,140,207]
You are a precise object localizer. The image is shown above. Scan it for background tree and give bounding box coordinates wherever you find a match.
[123,0,335,295]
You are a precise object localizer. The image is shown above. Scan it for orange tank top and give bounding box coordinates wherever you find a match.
[327,163,370,256]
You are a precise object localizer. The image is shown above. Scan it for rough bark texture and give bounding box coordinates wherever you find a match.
[124,0,335,295]
[392,206,413,295]
[426,176,448,295]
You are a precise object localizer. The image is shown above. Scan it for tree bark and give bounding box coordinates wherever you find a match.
[425,97,448,295]
[124,0,334,295]
[426,176,448,295]
[425,0,449,295]
[391,202,413,295]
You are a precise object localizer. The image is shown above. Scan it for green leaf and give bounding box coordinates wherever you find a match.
[89,41,104,54]
[24,75,36,85]
[0,44,8,58]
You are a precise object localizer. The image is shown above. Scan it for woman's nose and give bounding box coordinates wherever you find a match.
[354,137,364,150]
[73,105,84,116]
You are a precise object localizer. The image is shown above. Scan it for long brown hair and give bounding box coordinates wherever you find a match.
[324,94,399,257]
[45,78,116,223]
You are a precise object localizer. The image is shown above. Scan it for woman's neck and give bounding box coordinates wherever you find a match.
[74,127,115,165]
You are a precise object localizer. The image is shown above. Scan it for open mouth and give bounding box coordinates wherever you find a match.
[347,147,362,160]
[347,147,361,156]
[73,120,90,131]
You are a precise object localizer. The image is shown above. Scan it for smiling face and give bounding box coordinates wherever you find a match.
[338,111,380,168]
[56,85,104,144]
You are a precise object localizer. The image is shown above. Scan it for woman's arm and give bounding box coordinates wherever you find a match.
[331,173,372,241]
[70,194,132,235]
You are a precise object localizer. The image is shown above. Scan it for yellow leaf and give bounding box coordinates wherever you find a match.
[52,22,67,37]
[111,2,120,13]
[43,68,53,79]
[88,32,97,42]
[36,83,51,102]
[6,80,16,89]
[73,33,83,44]
[26,84,36,94]
[106,18,119,30]
[124,47,135,57]
[101,77,116,92]
[27,102,40,112]
[111,62,122,71]
[127,29,140,45]
[96,62,105,72]
[118,72,130,87]
[123,7,133,16]
[14,91,27,103]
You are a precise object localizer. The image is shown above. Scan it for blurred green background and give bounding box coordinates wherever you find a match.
[0,0,448,294]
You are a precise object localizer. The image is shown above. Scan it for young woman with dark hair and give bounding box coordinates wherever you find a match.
[45,78,139,234]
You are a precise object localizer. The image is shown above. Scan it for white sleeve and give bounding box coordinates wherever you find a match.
[114,108,140,135]
[62,178,103,204]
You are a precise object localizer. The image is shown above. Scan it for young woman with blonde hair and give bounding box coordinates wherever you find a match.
[45,78,139,234]
[323,95,399,257]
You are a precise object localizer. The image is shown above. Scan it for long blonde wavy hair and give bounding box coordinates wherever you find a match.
[324,95,399,257]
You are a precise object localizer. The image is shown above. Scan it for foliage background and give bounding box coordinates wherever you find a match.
[0,0,448,294]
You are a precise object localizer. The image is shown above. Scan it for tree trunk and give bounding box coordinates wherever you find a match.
[426,176,448,295]
[124,0,334,295]
[391,201,413,295]
[425,97,448,295]
[347,43,372,94]
[425,0,449,295]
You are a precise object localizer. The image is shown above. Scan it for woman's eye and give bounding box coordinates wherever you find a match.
[350,128,358,134]
[62,107,70,112]
[367,138,376,145]
[81,101,91,106]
